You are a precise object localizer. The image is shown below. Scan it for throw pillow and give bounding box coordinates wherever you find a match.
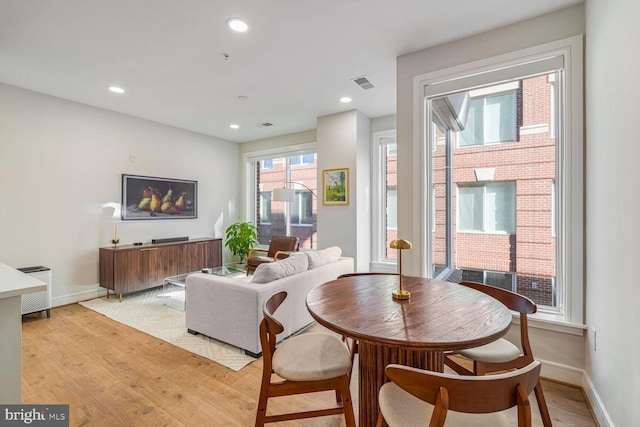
[251,253,309,284]
[306,246,342,269]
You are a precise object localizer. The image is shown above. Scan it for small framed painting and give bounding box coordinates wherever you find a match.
[322,168,349,206]
[122,174,197,220]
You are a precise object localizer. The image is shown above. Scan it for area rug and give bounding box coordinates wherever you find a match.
[79,287,257,371]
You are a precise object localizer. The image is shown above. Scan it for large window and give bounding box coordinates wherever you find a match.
[431,76,556,307]
[423,37,584,327]
[247,148,318,249]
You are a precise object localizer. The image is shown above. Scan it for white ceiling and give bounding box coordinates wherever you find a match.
[0,0,581,143]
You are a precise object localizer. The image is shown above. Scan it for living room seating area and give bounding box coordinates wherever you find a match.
[185,247,352,356]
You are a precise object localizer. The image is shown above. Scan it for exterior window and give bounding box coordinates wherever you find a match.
[259,192,271,224]
[458,182,515,233]
[459,91,517,146]
[260,159,273,169]
[290,154,316,166]
[462,269,515,292]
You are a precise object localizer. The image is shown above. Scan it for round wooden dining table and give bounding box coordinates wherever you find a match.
[306,274,513,427]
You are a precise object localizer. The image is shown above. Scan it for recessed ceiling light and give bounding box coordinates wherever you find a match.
[227,18,248,32]
[230,124,240,129]
[109,86,125,94]
[340,96,352,103]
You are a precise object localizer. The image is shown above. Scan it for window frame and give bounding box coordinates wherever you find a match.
[417,36,584,328]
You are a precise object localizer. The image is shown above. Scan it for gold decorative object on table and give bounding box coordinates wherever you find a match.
[390,239,412,300]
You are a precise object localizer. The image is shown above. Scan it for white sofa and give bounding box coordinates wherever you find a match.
[185,248,354,357]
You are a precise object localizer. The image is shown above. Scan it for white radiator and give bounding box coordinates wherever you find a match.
[18,266,52,317]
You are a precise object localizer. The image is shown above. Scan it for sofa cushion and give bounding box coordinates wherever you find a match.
[251,253,309,283]
[306,246,342,269]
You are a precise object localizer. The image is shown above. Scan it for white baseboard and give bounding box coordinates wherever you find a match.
[583,372,615,427]
[538,357,584,386]
[52,286,107,307]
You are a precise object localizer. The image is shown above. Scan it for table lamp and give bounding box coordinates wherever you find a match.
[390,239,412,300]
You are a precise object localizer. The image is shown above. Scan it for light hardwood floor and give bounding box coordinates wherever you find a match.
[21,304,598,426]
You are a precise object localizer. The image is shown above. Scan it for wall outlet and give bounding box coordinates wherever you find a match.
[531,281,538,289]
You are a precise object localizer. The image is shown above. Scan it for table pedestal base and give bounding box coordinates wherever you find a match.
[358,341,444,427]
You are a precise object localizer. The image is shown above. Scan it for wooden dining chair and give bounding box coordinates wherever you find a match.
[443,281,553,427]
[377,360,541,427]
[336,272,399,366]
[254,291,356,427]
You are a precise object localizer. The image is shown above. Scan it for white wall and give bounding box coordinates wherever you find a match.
[0,83,240,305]
[371,114,396,134]
[585,0,640,424]
[239,129,317,158]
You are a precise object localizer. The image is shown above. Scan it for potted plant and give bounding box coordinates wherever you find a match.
[224,221,258,264]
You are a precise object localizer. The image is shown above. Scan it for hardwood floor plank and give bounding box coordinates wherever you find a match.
[21,305,597,426]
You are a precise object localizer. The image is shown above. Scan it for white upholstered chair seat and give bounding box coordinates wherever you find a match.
[272,332,352,382]
[456,338,521,363]
[378,381,510,427]
[456,338,522,363]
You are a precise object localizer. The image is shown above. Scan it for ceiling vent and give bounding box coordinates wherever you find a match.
[352,76,375,90]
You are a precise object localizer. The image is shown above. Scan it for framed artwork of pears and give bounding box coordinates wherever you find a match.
[121,174,197,220]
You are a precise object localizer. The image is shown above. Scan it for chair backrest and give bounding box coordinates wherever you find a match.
[260,291,287,368]
[267,236,300,257]
[458,281,536,359]
[385,361,541,424]
[458,281,536,314]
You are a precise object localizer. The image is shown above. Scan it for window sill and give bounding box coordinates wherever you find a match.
[514,311,587,336]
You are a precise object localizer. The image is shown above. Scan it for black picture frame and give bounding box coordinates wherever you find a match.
[121,174,197,220]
